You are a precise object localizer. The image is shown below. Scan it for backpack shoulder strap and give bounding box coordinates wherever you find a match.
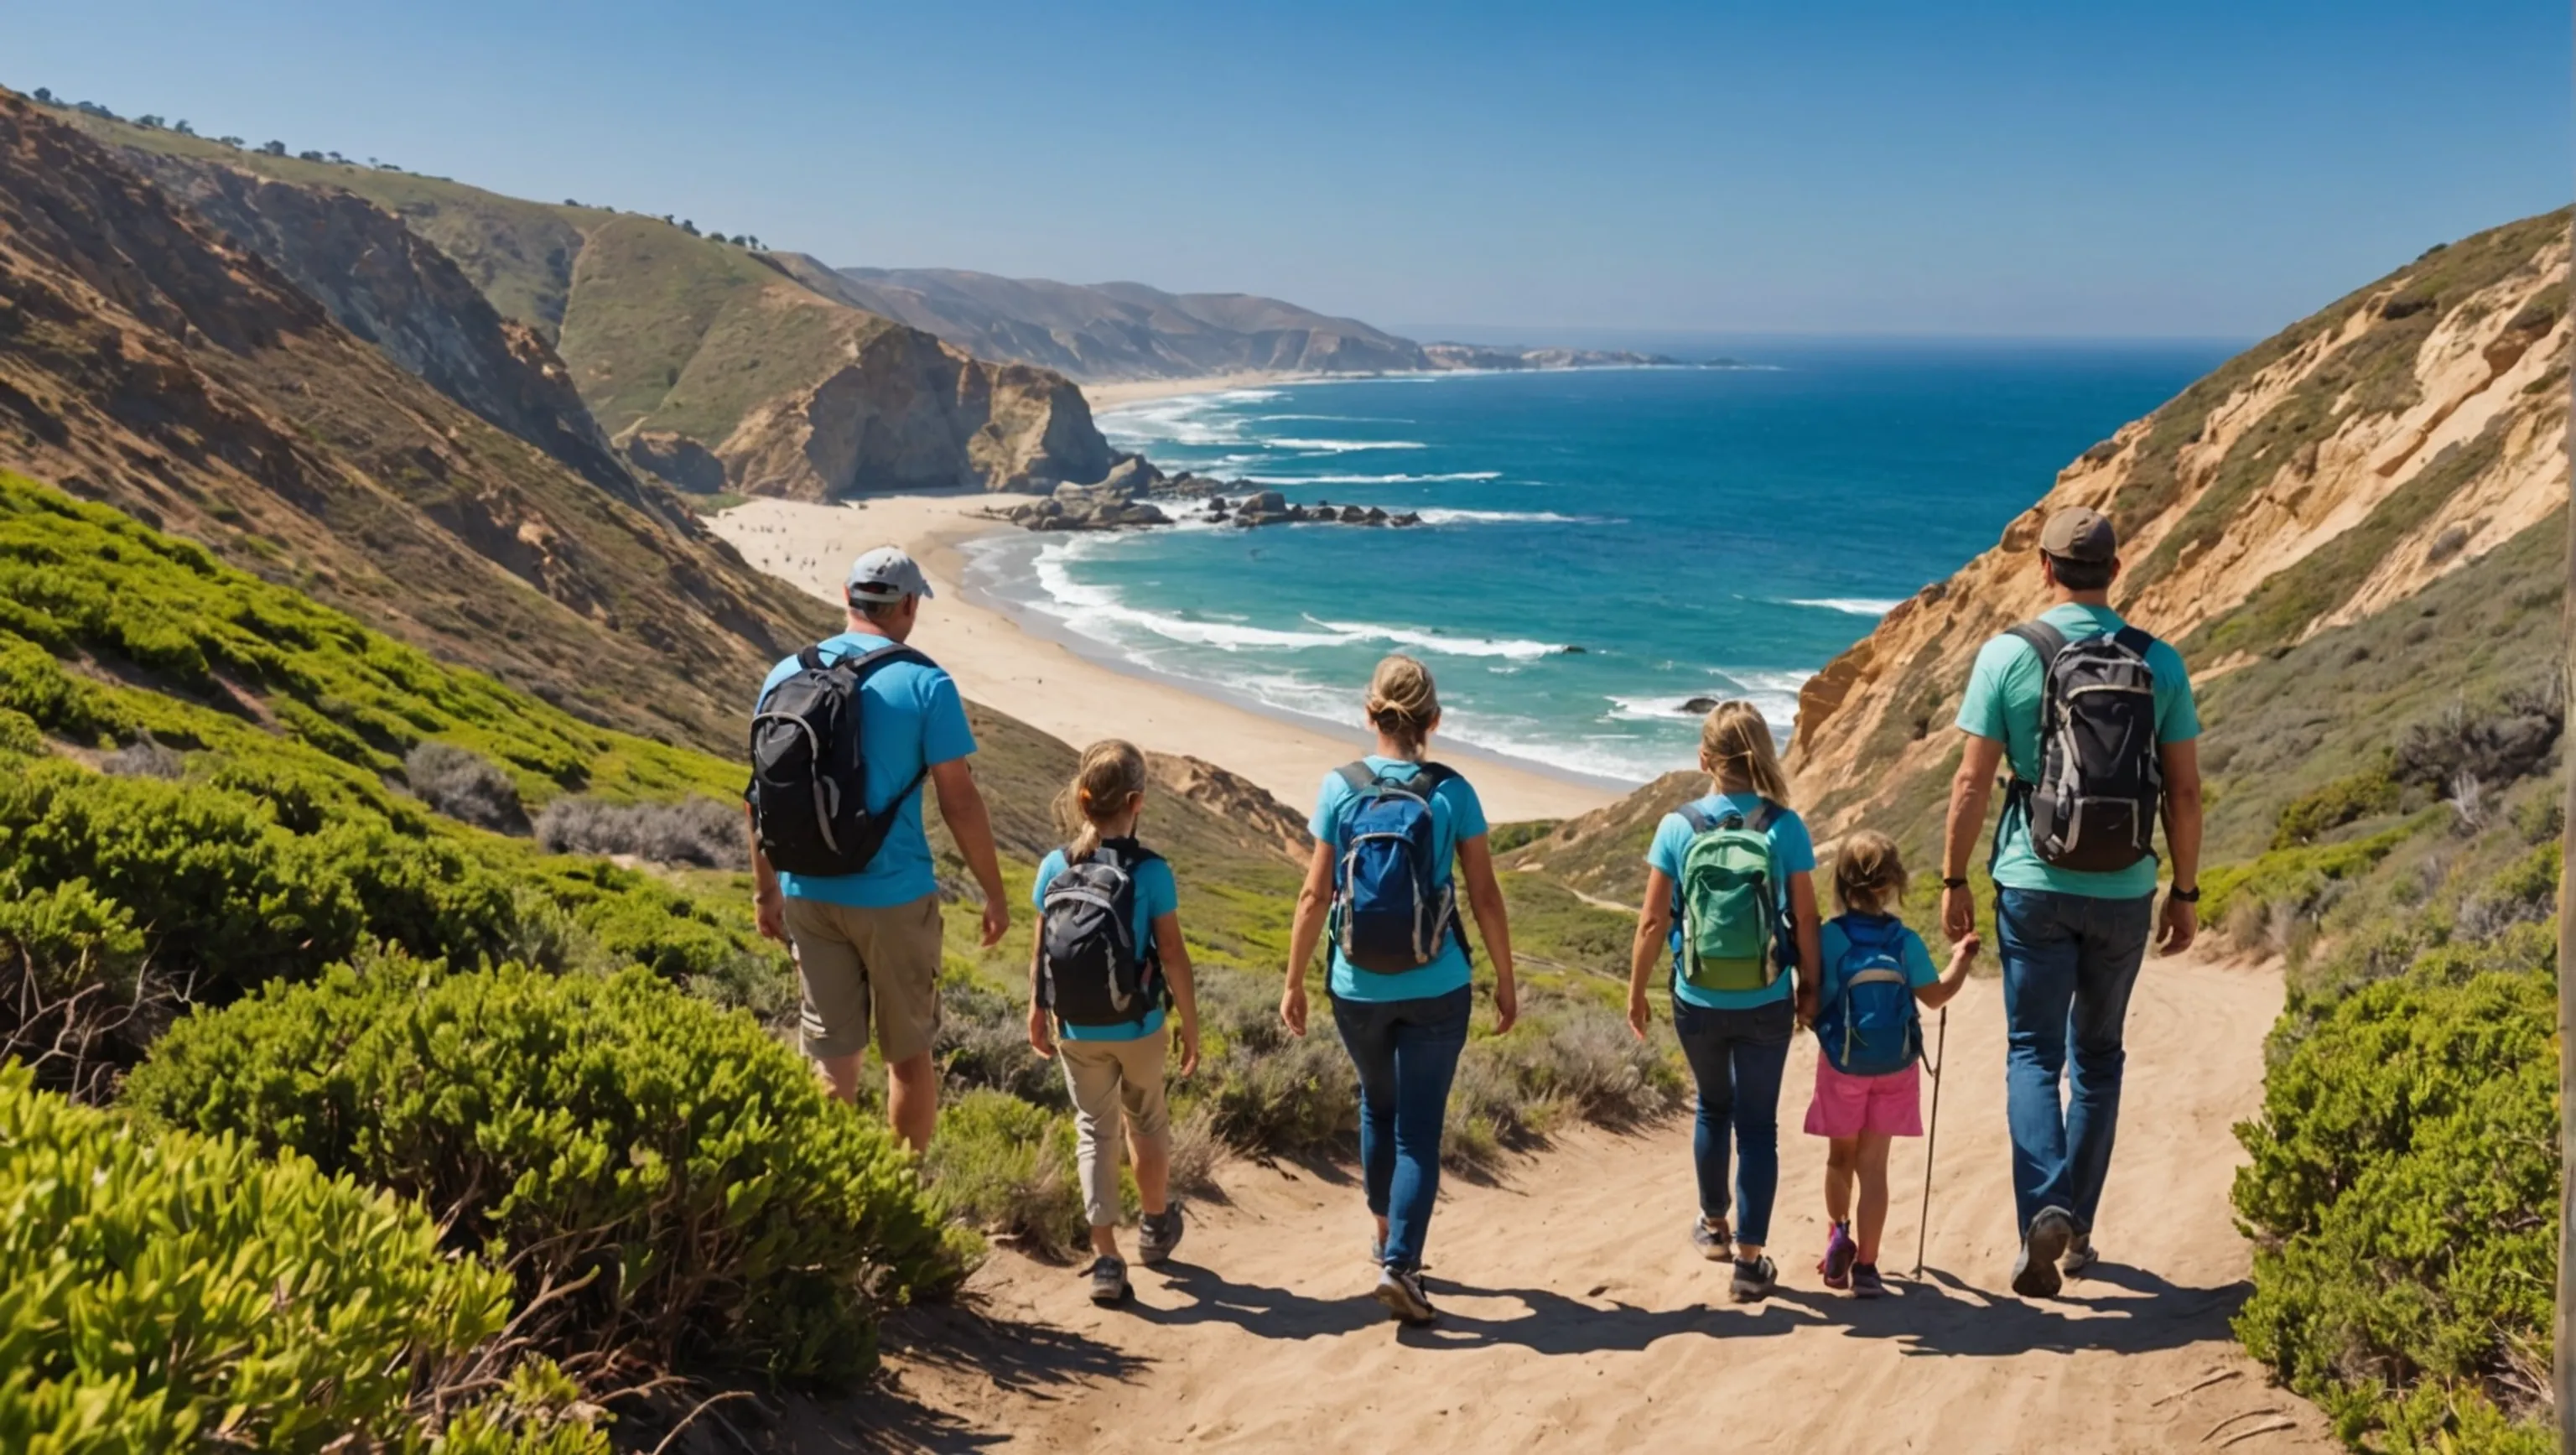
[1411,761,1458,792]
[1335,761,1379,794]
[838,642,933,681]
[2111,625,2156,659]
[2005,619,2068,668]
[1675,803,1718,835]
[1747,799,1781,834]
[795,643,827,672]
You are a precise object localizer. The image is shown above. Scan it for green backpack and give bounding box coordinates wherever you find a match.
[1673,801,1784,993]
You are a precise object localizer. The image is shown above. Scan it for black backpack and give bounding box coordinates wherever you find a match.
[2003,620,2163,874]
[744,642,932,876]
[1039,839,1165,1028]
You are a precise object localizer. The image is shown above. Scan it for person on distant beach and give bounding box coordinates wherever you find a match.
[1625,700,1820,1302]
[1281,654,1518,1328]
[745,546,1011,1153]
[1940,505,2201,1298]
[1803,832,1973,1298]
[1027,740,1203,1307]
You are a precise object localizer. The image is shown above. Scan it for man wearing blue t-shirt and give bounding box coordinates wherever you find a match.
[1940,506,2203,1301]
[747,547,1010,1153]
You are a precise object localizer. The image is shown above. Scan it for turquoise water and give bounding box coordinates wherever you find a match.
[963,341,2229,787]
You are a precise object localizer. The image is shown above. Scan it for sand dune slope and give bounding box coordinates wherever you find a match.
[860,953,2333,1452]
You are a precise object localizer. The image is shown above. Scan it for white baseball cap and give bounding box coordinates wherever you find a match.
[844,545,934,605]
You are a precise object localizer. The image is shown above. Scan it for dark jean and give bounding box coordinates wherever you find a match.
[1330,985,1472,1271]
[1671,996,1794,1248]
[1996,886,2155,1236]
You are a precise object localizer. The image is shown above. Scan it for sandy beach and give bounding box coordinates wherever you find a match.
[708,496,1621,823]
[1080,372,1342,412]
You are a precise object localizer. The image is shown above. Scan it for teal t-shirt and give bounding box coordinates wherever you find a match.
[756,631,977,907]
[1817,914,1940,1005]
[1309,756,1487,1004]
[1644,792,1815,1011]
[1032,844,1178,1042]
[1955,602,2200,900]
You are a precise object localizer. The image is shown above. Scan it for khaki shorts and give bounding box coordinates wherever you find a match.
[1059,1030,1173,1228]
[781,892,944,1064]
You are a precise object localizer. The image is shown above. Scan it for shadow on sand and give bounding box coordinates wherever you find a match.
[1763,1259,2249,1359]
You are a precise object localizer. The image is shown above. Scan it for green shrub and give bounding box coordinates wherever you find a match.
[123,964,968,1389]
[2200,814,2429,930]
[0,1063,604,1454]
[2233,948,2557,1450]
[923,1088,1088,1259]
[2271,764,2402,850]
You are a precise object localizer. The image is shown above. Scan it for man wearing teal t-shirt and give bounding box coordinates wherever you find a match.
[1939,507,2204,1301]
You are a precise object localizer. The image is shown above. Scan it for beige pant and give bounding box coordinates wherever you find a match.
[781,893,944,1063]
[1059,1027,1173,1228]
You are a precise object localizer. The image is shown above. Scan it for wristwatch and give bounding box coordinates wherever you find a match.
[2169,885,2201,902]
[1940,876,1970,890]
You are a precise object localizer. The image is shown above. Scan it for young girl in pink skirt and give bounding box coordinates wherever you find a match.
[1805,831,1975,1297]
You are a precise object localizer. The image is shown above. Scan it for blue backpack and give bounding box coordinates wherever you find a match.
[1330,761,1467,974]
[1815,914,1922,1077]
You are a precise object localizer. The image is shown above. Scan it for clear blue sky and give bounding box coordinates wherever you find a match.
[19,1,2568,338]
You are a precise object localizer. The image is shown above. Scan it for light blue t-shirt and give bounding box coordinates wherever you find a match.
[1644,791,1816,1011]
[1955,602,2200,900]
[1817,914,1940,1005]
[756,631,977,907]
[1032,844,1179,1042]
[1308,756,1488,1004]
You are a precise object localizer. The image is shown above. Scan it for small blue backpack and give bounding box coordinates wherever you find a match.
[1330,761,1466,974]
[1816,914,1923,1077]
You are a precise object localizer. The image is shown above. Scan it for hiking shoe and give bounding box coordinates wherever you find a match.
[1852,1262,1885,1299]
[1818,1220,1857,1291]
[1086,1255,1130,1307]
[2061,1232,2098,1279]
[1729,1254,1777,1303]
[2012,1207,2075,1299]
[1692,1217,1733,1263]
[1374,1265,1438,1327]
[1138,1207,1185,1266]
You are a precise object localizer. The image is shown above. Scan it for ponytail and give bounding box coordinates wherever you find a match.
[1699,700,1792,805]
[1365,654,1440,757]
[1052,739,1148,861]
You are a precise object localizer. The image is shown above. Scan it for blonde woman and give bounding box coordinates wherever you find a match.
[1027,740,1202,1306]
[1625,700,1821,1302]
[1280,655,1516,1328]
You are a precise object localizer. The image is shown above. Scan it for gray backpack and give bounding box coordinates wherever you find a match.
[2004,621,2163,874]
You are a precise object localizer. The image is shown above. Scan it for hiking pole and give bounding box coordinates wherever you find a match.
[1913,1006,1948,1280]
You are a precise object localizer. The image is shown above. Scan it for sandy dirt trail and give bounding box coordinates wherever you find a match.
[851,953,2334,1452]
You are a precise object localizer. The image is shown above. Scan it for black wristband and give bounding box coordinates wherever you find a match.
[2169,885,2201,903]
[1940,876,1970,890]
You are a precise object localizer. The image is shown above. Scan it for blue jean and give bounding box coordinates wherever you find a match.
[1996,887,2154,1235]
[1671,997,1794,1248]
[1331,985,1472,1271]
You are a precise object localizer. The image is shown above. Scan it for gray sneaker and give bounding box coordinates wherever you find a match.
[1374,1265,1438,1326]
[1138,1207,1185,1266]
[2012,1207,2075,1299]
[2061,1231,2098,1278]
[1691,1217,1733,1263]
[1729,1254,1777,1302]
[1086,1255,1130,1306]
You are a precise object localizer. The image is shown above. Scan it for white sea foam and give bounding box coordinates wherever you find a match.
[1409,507,1610,526]
[1244,470,1502,486]
[1264,438,1427,453]
[1785,597,1905,617]
[1306,617,1567,660]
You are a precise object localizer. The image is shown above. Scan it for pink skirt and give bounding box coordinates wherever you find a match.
[1804,1057,1924,1138]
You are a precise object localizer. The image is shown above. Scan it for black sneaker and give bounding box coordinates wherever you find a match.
[1374,1265,1438,1326]
[2061,1231,2099,1278]
[1729,1254,1777,1302]
[2012,1207,2075,1299]
[1138,1207,1185,1265]
[1087,1255,1130,1306]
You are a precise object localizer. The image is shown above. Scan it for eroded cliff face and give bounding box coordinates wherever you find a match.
[716,316,1114,498]
[1788,210,2569,841]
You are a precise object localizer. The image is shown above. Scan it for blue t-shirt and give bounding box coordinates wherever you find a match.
[1955,602,2199,901]
[1308,756,1488,1004]
[756,631,977,907]
[1031,844,1180,1042]
[1816,914,1940,1005]
[1644,792,1817,1011]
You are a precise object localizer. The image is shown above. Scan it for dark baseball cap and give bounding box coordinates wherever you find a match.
[844,545,934,604]
[2038,506,2117,564]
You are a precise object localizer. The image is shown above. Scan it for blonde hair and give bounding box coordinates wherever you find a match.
[1699,700,1791,805]
[1833,830,1908,915]
[1053,739,1148,862]
[1365,654,1440,756]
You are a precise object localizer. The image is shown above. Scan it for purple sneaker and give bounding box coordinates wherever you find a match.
[1818,1220,1857,1291]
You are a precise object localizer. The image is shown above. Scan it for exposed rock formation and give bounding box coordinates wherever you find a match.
[1145,751,1311,860]
[617,429,728,494]
[1785,209,2571,840]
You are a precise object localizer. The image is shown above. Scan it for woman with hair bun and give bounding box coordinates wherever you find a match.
[1280,654,1517,1328]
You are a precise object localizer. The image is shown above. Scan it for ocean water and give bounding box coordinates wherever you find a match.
[963,341,2231,787]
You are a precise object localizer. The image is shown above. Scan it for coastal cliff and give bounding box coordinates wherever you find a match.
[1786,208,2569,844]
